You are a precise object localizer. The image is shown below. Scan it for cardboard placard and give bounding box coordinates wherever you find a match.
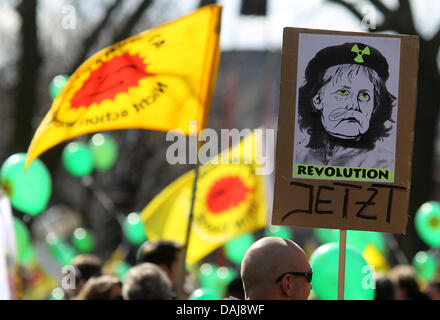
[272,28,419,233]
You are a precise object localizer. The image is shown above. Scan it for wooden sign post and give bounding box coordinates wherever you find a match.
[272,28,419,300]
[337,230,347,300]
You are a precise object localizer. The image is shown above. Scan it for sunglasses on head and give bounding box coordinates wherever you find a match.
[275,271,313,284]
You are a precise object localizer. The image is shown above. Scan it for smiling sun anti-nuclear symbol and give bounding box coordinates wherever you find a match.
[70,52,155,109]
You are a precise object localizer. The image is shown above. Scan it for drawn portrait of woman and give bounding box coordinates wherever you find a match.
[293,34,401,179]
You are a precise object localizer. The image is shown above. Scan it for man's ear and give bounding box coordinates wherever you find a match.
[312,94,323,111]
[280,275,295,298]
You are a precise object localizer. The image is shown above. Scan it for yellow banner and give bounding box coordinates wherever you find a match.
[141,133,268,265]
[26,5,222,167]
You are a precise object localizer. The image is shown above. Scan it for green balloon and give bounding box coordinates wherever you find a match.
[19,245,36,264]
[224,233,254,265]
[71,227,96,253]
[13,217,30,250]
[13,217,32,262]
[412,251,438,281]
[49,74,69,100]
[123,212,147,245]
[46,233,77,266]
[347,230,387,255]
[315,229,386,255]
[188,288,220,300]
[0,153,52,216]
[88,133,118,171]
[415,201,440,248]
[310,243,375,300]
[216,266,237,293]
[62,142,94,177]
[264,225,293,240]
[314,228,339,244]
[198,263,219,292]
[48,287,65,300]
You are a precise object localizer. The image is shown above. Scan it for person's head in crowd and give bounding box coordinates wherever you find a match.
[224,276,245,300]
[426,280,440,300]
[374,271,396,300]
[75,275,122,300]
[137,240,183,290]
[240,237,312,300]
[391,265,430,300]
[122,262,174,300]
[66,254,103,299]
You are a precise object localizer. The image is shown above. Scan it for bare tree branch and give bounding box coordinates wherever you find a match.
[398,0,412,13]
[369,0,392,16]
[328,0,364,21]
[329,0,418,35]
[328,0,390,32]
[395,0,417,34]
[112,0,153,44]
[199,0,217,7]
[11,0,42,154]
[70,0,124,74]
[431,29,440,50]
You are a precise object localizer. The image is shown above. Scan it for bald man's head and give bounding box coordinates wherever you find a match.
[240,237,311,300]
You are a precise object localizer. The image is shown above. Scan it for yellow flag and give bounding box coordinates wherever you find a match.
[140,133,268,265]
[26,5,222,167]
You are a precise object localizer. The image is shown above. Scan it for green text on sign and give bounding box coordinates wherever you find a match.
[294,164,394,183]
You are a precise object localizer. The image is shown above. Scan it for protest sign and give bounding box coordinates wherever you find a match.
[272,28,419,234]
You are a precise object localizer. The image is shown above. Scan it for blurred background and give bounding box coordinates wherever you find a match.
[1,0,440,300]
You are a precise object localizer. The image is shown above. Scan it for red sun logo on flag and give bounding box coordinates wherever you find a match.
[206,176,252,214]
[70,52,154,109]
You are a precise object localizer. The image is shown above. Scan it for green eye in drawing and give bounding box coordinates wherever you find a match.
[337,89,349,96]
[358,92,370,102]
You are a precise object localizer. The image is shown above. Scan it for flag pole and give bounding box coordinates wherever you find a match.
[176,162,200,299]
[176,8,221,297]
[337,229,347,300]
[177,125,201,299]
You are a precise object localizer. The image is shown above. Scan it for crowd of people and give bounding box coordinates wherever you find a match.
[57,237,439,300]
[376,265,440,300]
